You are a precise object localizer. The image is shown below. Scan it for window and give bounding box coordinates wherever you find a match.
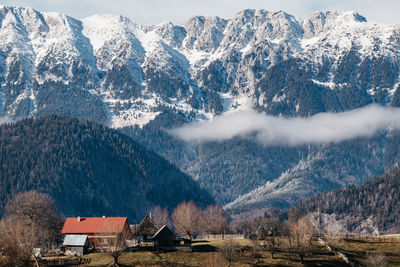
[102,238,109,244]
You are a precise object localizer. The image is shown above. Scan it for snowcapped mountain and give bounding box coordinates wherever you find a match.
[1,6,400,213]
[3,7,400,123]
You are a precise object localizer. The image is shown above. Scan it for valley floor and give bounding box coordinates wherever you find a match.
[79,239,346,267]
[39,237,400,266]
[336,236,400,266]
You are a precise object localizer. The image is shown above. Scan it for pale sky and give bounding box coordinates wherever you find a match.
[2,0,400,25]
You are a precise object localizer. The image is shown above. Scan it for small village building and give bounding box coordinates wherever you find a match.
[153,225,176,247]
[62,234,89,256]
[257,225,267,240]
[61,216,131,251]
[131,214,158,245]
[152,225,191,248]
[129,215,191,251]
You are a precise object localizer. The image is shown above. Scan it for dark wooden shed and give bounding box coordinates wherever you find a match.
[153,225,177,247]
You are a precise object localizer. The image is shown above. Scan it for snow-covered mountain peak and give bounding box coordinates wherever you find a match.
[303,11,367,39]
[152,21,186,48]
[337,11,367,23]
[182,15,227,52]
[301,13,400,60]
[0,6,47,41]
[1,5,400,126]
[82,14,140,51]
[230,9,268,24]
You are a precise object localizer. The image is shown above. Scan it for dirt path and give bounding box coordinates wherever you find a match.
[318,238,356,266]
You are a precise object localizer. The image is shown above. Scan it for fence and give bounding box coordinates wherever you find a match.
[32,257,91,266]
[195,234,245,240]
[344,235,400,242]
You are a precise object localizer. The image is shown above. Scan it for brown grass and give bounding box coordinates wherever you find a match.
[38,237,400,266]
[76,238,348,267]
[337,236,400,267]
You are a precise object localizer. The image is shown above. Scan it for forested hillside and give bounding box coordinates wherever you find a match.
[300,169,400,233]
[0,115,213,221]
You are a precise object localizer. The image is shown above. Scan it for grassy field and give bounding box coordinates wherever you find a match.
[76,238,348,267]
[37,236,400,266]
[337,236,400,267]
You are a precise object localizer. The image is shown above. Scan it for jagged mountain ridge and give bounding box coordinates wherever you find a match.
[1,6,400,212]
[2,7,400,122]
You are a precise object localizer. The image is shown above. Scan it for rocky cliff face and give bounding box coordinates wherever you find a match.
[1,6,400,212]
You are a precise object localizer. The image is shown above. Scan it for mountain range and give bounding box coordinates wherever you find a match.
[1,5,400,212]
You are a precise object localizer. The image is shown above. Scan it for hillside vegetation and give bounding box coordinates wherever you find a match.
[0,115,213,221]
[300,169,400,233]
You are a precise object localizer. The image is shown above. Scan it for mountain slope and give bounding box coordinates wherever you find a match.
[2,7,400,123]
[300,168,400,234]
[0,115,213,220]
[1,6,400,211]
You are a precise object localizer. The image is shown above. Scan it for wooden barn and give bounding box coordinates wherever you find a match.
[129,215,191,251]
[153,225,176,247]
[61,216,131,251]
[153,225,191,251]
[131,214,158,244]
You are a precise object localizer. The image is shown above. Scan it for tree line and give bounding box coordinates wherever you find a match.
[151,201,228,239]
[151,201,321,264]
[299,168,400,233]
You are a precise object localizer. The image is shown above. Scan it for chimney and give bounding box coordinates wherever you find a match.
[77,216,81,222]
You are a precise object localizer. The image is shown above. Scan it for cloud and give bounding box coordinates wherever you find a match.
[170,104,400,146]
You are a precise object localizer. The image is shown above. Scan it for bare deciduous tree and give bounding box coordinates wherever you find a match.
[229,219,253,236]
[103,220,131,267]
[265,232,278,259]
[0,219,39,267]
[150,206,169,228]
[0,191,62,266]
[290,217,314,264]
[260,217,281,259]
[366,251,387,267]
[219,239,240,267]
[6,191,55,224]
[172,201,202,239]
[280,221,294,252]
[287,207,303,224]
[251,239,264,264]
[5,190,63,247]
[109,231,131,267]
[202,204,227,235]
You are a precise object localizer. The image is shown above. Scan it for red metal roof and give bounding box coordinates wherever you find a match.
[61,217,128,234]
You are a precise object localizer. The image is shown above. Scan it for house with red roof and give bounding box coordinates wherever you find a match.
[61,216,131,250]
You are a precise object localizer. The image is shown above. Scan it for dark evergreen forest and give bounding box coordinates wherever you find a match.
[0,115,213,222]
[300,169,400,232]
